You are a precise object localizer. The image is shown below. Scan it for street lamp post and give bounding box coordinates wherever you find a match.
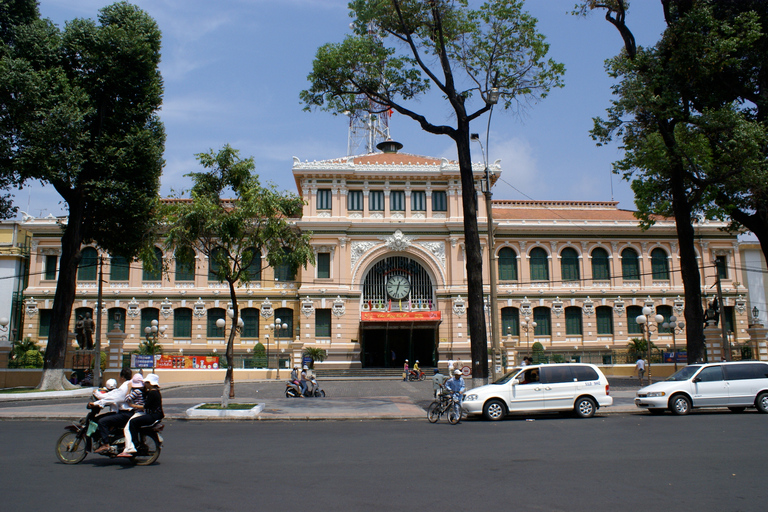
[268,318,288,379]
[143,319,166,374]
[661,315,685,371]
[520,316,537,359]
[636,307,664,385]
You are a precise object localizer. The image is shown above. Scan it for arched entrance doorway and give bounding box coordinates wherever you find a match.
[359,255,440,368]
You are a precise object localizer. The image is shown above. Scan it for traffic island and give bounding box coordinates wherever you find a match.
[186,402,263,419]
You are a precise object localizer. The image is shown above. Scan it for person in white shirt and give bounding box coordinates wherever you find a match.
[89,368,133,453]
[635,357,646,382]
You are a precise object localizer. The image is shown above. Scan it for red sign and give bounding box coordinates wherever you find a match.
[156,355,220,369]
[361,311,442,322]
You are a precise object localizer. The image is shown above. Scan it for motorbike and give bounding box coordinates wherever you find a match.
[285,376,326,398]
[55,401,164,466]
[408,369,426,381]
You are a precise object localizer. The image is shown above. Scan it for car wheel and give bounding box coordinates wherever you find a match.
[648,408,665,415]
[574,397,596,418]
[756,392,768,414]
[482,399,506,421]
[669,394,691,415]
[728,407,746,413]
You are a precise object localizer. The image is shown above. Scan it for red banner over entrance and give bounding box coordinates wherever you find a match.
[361,311,441,322]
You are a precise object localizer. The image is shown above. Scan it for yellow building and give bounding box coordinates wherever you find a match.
[20,145,751,370]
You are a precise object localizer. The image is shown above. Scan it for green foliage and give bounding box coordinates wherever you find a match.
[89,350,107,371]
[0,2,165,375]
[531,341,545,364]
[252,342,266,358]
[137,338,162,356]
[627,338,657,359]
[303,347,327,369]
[8,337,43,368]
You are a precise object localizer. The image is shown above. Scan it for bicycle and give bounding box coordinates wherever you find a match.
[427,389,462,424]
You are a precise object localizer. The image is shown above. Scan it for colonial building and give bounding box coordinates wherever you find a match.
[19,143,753,370]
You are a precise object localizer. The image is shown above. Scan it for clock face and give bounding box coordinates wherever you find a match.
[386,275,411,299]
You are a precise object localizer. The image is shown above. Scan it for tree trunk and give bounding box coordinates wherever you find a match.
[668,158,705,363]
[454,129,489,383]
[221,280,238,407]
[39,199,84,390]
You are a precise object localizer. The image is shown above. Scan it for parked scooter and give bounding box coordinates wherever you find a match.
[55,401,164,465]
[285,376,326,397]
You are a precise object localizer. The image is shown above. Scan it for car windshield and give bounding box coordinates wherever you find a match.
[665,365,701,382]
[494,368,523,384]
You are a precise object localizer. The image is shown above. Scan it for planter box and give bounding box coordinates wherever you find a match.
[185,402,263,419]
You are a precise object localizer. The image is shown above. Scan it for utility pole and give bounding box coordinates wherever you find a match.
[94,256,103,388]
[715,272,728,360]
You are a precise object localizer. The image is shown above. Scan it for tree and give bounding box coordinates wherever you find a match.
[578,0,768,363]
[162,145,314,406]
[0,1,165,389]
[301,0,563,382]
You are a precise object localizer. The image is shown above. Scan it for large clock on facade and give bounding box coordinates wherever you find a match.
[386,275,411,299]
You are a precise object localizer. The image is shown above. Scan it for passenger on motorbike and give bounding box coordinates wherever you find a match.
[300,365,313,397]
[90,368,133,453]
[119,373,164,457]
[115,373,146,456]
[410,360,421,379]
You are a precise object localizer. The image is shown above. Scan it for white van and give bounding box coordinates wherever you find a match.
[462,363,613,421]
[635,361,768,415]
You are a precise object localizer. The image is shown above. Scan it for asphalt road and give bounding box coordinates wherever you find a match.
[3,411,766,512]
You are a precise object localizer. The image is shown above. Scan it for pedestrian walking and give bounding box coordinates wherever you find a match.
[403,359,409,381]
[635,357,646,382]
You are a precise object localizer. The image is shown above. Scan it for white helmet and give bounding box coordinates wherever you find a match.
[454,369,462,376]
[105,378,117,390]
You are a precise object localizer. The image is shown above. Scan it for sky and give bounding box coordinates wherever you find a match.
[15,0,670,219]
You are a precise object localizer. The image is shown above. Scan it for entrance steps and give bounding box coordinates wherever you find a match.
[315,368,431,379]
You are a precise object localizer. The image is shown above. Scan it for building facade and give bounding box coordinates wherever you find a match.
[19,146,753,369]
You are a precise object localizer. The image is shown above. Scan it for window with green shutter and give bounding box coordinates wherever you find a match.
[45,255,58,281]
[78,247,98,281]
[596,306,613,335]
[501,307,519,336]
[207,308,225,338]
[317,252,330,278]
[143,247,163,281]
[498,248,518,281]
[533,307,551,336]
[560,248,580,282]
[591,248,610,280]
[565,307,582,335]
[315,309,332,338]
[432,191,447,212]
[627,305,643,335]
[174,308,192,338]
[110,255,130,281]
[651,248,669,280]
[621,248,640,280]
[529,248,549,281]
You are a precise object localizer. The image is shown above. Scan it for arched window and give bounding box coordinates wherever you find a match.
[207,308,225,338]
[174,308,192,338]
[78,247,98,281]
[274,308,294,339]
[208,247,227,281]
[274,249,296,282]
[621,248,640,280]
[501,307,519,336]
[656,305,673,333]
[560,248,580,282]
[533,307,551,336]
[565,306,583,335]
[596,306,613,335]
[627,305,643,335]
[240,307,260,338]
[142,247,163,281]
[529,248,549,281]
[243,247,262,282]
[108,307,126,333]
[591,248,610,281]
[175,247,196,282]
[140,308,159,333]
[110,254,130,281]
[651,248,670,280]
[498,248,518,281]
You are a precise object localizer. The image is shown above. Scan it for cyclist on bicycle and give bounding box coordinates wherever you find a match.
[444,369,466,418]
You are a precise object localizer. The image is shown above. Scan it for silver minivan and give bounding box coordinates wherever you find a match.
[635,361,768,415]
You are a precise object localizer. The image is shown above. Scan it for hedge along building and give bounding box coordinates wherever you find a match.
[18,142,754,371]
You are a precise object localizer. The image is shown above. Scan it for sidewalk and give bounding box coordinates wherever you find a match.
[0,379,640,421]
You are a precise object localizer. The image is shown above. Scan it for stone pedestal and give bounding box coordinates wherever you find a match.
[104,329,128,381]
[747,323,767,361]
[0,346,10,368]
[63,332,77,369]
[289,338,304,368]
[704,322,725,361]
[502,336,518,370]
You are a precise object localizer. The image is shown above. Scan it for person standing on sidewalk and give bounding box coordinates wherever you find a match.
[403,359,409,381]
[432,368,447,398]
[635,357,646,382]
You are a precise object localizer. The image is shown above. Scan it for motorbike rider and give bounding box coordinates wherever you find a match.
[444,369,466,419]
[90,368,133,453]
[119,373,164,457]
[410,360,421,379]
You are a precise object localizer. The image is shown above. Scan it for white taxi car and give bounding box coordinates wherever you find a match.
[635,361,768,415]
[462,363,613,421]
